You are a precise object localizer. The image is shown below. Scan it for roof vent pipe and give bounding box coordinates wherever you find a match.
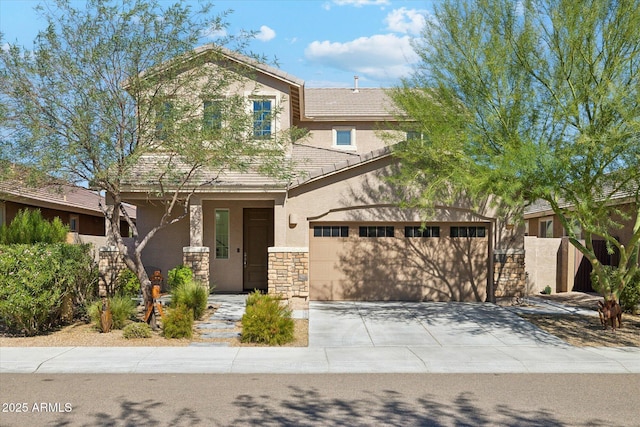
[353,75,359,93]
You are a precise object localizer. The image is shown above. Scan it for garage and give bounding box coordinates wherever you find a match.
[309,222,491,302]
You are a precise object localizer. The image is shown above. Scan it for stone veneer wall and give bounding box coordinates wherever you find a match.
[183,246,210,288]
[493,250,526,298]
[98,246,126,297]
[268,247,309,309]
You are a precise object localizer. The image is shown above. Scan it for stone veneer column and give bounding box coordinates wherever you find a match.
[268,247,309,309]
[98,246,126,297]
[493,249,526,298]
[183,246,210,289]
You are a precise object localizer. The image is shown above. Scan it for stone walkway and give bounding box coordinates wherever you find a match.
[190,295,245,347]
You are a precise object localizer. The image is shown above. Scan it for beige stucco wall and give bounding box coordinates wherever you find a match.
[284,156,522,251]
[301,121,400,154]
[135,202,190,277]
[524,236,562,294]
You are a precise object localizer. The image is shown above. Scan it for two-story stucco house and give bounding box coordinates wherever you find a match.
[116,45,525,305]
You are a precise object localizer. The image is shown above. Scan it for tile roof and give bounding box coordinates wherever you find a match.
[303,88,399,120]
[0,180,136,218]
[121,145,393,192]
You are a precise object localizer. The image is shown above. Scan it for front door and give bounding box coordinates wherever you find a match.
[243,208,274,292]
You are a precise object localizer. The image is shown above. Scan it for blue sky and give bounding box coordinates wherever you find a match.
[0,0,435,88]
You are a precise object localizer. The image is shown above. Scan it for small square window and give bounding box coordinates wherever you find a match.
[333,127,356,149]
[336,130,351,146]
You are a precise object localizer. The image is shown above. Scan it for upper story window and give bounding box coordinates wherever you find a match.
[253,99,272,138]
[155,100,173,140]
[203,100,223,134]
[333,127,356,150]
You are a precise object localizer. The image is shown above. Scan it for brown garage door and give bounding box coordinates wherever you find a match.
[309,223,490,302]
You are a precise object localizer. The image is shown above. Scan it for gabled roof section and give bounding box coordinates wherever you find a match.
[196,45,305,88]
[0,180,136,219]
[303,88,399,121]
[290,145,392,187]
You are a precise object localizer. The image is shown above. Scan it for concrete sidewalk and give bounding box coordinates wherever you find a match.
[1,297,638,374]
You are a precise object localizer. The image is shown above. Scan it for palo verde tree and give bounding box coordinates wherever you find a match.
[390,0,640,301]
[0,0,298,313]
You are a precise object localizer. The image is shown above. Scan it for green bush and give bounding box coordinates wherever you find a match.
[0,208,68,244]
[0,243,96,335]
[122,322,152,339]
[117,269,141,298]
[171,280,208,320]
[620,270,640,314]
[163,304,193,339]
[167,265,193,292]
[87,296,136,330]
[241,291,294,345]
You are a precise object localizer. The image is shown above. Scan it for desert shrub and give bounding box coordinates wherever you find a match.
[0,243,96,335]
[0,208,68,244]
[163,304,193,339]
[245,289,264,307]
[241,291,294,345]
[171,279,208,320]
[620,270,640,314]
[122,322,152,339]
[117,269,141,298]
[167,265,193,292]
[87,296,136,330]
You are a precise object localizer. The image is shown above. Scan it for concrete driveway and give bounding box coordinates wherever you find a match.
[309,301,568,347]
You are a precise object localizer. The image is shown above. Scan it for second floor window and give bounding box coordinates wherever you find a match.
[253,99,272,138]
[203,100,223,134]
[155,100,173,140]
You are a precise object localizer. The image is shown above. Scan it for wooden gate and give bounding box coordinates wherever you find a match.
[574,240,619,292]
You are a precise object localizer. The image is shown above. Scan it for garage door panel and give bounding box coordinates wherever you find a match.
[310,224,489,302]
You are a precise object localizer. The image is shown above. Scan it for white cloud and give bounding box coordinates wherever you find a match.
[305,33,418,83]
[385,8,427,35]
[202,24,227,40]
[255,25,276,42]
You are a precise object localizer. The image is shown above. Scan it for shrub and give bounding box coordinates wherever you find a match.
[163,304,193,339]
[117,269,141,298]
[171,280,208,320]
[87,296,136,330]
[241,291,294,345]
[0,243,96,335]
[167,265,193,292]
[620,270,640,314]
[0,208,68,244]
[122,322,152,339]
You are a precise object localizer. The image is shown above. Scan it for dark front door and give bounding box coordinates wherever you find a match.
[243,208,274,292]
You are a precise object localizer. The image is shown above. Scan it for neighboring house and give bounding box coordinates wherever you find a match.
[524,192,638,294]
[0,179,135,240]
[118,45,525,304]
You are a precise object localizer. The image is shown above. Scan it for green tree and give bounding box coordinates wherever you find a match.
[0,0,298,317]
[390,0,640,301]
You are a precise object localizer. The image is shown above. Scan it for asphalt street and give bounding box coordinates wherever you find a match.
[1,373,639,426]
